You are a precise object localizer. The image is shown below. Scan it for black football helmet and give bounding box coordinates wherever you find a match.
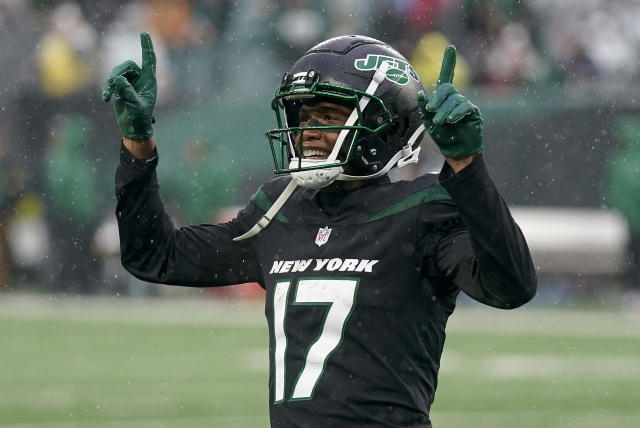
[266,35,426,188]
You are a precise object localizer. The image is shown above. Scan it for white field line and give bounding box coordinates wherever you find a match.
[0,293,265,327]
[430,409,639,428]
[440,351,640,380]
[445,306,640,338]
[242,349,640,380]
[243,348,269,373]
[0,415,268,428]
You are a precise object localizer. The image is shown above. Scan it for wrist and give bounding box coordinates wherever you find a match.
[123,137,156,159]
[444,153,479,173]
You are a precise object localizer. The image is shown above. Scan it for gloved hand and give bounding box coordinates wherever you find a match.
[102,32,157,140]
[416,46,483,158]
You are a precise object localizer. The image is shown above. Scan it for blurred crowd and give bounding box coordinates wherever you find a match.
[2,0,640,294]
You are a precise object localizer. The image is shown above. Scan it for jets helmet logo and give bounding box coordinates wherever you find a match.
[354,54,420,85]
[315,226,332,247]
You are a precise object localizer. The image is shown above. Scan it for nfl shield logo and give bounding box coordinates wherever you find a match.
[315,226,332,247]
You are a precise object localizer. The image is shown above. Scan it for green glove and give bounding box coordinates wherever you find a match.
[416,46,483,158]
[102,32,157,140]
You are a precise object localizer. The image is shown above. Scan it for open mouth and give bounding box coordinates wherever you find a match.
[303,148,330,159]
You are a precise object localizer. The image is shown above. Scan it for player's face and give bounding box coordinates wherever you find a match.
[295,101,353,160]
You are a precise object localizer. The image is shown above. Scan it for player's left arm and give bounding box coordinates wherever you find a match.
[434,158,537,308]
[418,46,536,308]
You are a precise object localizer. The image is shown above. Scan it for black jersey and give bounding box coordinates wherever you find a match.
[115,144,536,427]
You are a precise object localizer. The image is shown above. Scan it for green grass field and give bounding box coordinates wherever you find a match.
[1,293,639,427]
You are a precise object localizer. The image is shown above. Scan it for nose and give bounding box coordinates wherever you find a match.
[294,125,322,147]
[299,117,328,141]
[301,127,322,141]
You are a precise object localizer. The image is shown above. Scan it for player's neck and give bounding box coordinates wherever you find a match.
[320,179,366,192]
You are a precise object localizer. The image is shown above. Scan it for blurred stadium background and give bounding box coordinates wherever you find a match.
[1,0,640,426]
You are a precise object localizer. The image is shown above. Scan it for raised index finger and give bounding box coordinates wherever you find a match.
[140,32,156,78]
[437,45,456,87]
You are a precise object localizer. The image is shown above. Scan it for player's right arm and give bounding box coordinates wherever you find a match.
[104,32,261,287]
[114,143,261,286]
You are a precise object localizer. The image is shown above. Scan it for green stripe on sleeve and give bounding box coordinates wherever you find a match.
[364,185,451,223]
[250,189,292,224]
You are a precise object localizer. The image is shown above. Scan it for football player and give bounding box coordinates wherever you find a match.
[103,32,536,427]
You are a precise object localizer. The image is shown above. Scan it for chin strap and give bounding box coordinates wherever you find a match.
[396,123,424,167]
[232,179,298,241]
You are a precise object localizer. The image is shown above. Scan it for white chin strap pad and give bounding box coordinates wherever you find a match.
[289,158,343,189]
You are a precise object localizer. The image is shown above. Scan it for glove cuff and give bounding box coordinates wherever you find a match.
[439,144,484,158]
[121,116,154,140]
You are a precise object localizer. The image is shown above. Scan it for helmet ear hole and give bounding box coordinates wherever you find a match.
[398,117,410,141]
[380,121,398,143]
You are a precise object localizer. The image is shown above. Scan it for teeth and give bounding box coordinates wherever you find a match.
[303,148,329,158]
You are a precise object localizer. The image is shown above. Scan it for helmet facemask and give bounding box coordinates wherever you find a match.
[266,70,395,188]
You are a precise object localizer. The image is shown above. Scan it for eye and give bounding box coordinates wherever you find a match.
[323,114,342,123]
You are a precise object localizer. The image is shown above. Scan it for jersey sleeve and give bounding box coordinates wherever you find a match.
[426,155,537,309]
[114,143,262,287]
